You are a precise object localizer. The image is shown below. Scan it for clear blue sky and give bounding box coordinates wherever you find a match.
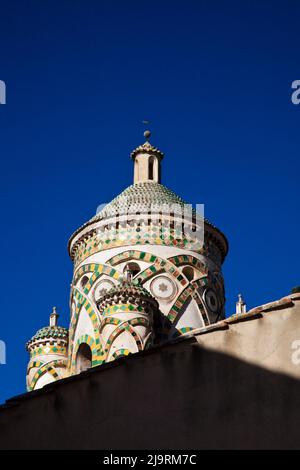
[0,0,299,402]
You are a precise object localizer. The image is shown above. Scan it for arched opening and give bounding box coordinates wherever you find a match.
[123,262,141,277]
[149,156,154,180]
[81,275,89,289]
[94,279,115,303]
[182,266,194,282]
[134,159,139,182]
[76,343,92,374]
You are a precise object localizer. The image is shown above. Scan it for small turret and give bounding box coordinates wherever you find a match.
[236,294,247,315]
[97,270,158,362]
[26,307,68,391]
[131,130,164,184]
[49,306,59,327]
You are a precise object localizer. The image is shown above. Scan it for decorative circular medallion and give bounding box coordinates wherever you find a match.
[150,276,177,301]
[93,279,115,302]
[203,288,219,313]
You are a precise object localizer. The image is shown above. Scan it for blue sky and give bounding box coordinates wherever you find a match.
[0,0,299,402]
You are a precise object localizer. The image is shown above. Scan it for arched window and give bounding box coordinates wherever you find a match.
[182,266,194,282]
[134,159,139,182]
[76,343,92,374]
[149,156,154,180]
[123,262,141,277]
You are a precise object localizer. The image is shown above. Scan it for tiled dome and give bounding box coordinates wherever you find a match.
[97,279,158,312]
[92,182,191,220]
[26,326,68,350]
[106,281,153,299]
[72,181,220,236]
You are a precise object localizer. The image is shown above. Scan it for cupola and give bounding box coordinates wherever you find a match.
[131,130,164,184]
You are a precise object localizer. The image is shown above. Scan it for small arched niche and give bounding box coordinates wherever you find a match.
[80,275,89,289]
[182,266,195,282]
[76,343,92,374]
[123,262,141,277]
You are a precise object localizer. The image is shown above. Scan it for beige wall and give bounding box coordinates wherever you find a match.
[193,294,300,379]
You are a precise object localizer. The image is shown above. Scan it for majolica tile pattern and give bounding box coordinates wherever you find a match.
[27,359,67,391]
[112,348,131,359]
[67,249,225,370]
[69,182,227,268]
[72,221,223,268]
[69,287,105,369]
[97,282,158,362]
[29,344,67,359]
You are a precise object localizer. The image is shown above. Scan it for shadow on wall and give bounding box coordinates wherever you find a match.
[1,338,300,449]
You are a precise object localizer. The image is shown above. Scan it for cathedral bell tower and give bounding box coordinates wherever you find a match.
[65,131,228,377]
[25,130,228,391]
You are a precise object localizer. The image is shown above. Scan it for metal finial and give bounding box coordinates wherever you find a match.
[236,293,246,315]
[142,120,151,141]
[50,306,59,326]
[144,129,151,140]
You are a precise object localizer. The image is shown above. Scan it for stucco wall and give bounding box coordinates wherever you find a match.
[193,294,300,379]
[2,293,300,450]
